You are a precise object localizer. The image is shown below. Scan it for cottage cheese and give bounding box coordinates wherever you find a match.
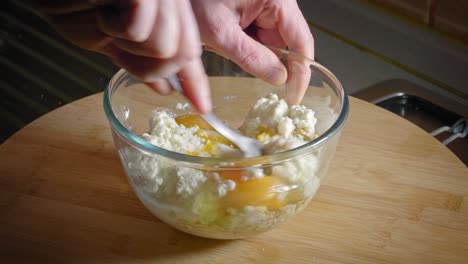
[125,93,322,238]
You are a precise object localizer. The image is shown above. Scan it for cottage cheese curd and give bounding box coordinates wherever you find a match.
[124,93,322,238]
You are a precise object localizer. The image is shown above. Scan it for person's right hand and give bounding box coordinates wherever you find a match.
[24,0,211,113]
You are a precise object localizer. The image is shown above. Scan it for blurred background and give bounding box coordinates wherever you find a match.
[0,0,467,163]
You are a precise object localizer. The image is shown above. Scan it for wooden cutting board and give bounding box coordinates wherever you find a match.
[0,93,466,264]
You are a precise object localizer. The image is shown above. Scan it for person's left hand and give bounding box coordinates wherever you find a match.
[191,0,314,105]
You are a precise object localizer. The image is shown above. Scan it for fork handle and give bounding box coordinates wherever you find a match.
[167,75,262,157]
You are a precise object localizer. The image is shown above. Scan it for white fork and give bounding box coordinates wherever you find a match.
[129,74,263,157]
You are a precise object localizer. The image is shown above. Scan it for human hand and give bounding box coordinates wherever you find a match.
[191,0,314,105]
[24,0,211,113]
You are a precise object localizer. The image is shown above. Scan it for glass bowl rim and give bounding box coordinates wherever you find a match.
[103,49,349,167]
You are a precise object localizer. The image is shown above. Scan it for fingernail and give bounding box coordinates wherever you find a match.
[267,67,287,86]
[158,86,172,95]
[286,89,301,106]
[148,80,172,95]
[198,95,212,114]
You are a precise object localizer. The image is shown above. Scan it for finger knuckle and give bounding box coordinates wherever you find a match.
[153,43,178,59]
[126,66,159,82]
[124,25,148,42]
[239,50,261,68]
[120,1,149,42]
[177,45,201,63]
[205,22,226,45]
[137,72,158,83]
[266,0,282,12]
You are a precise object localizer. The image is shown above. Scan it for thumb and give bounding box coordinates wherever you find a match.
[213,26,287,86]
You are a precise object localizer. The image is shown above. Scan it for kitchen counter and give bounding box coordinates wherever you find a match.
[299,0,468,105]
[0,92,466,263]
[298,0,468,164]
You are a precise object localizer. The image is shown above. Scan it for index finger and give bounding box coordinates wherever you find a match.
[278,1,314,105]
[278,1,314,59]
[176,0,211,114]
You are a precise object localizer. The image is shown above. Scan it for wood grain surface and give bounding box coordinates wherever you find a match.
[0,93,467,264]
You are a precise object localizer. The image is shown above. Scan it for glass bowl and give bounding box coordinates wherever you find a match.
[103,47,349,239]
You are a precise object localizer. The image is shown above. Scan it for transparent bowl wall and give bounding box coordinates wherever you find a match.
[104,48,349,239]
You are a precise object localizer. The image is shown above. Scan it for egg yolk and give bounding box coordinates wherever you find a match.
[219,170,285,210]
[177,114,285,210]
[175,114,213,130]
[255,126,275,142]
[176,114,236,153]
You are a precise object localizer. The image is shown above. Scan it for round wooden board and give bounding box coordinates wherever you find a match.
[0,93,466,264]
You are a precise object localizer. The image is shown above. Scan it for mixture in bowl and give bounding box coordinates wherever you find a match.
[123,93,322,238]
